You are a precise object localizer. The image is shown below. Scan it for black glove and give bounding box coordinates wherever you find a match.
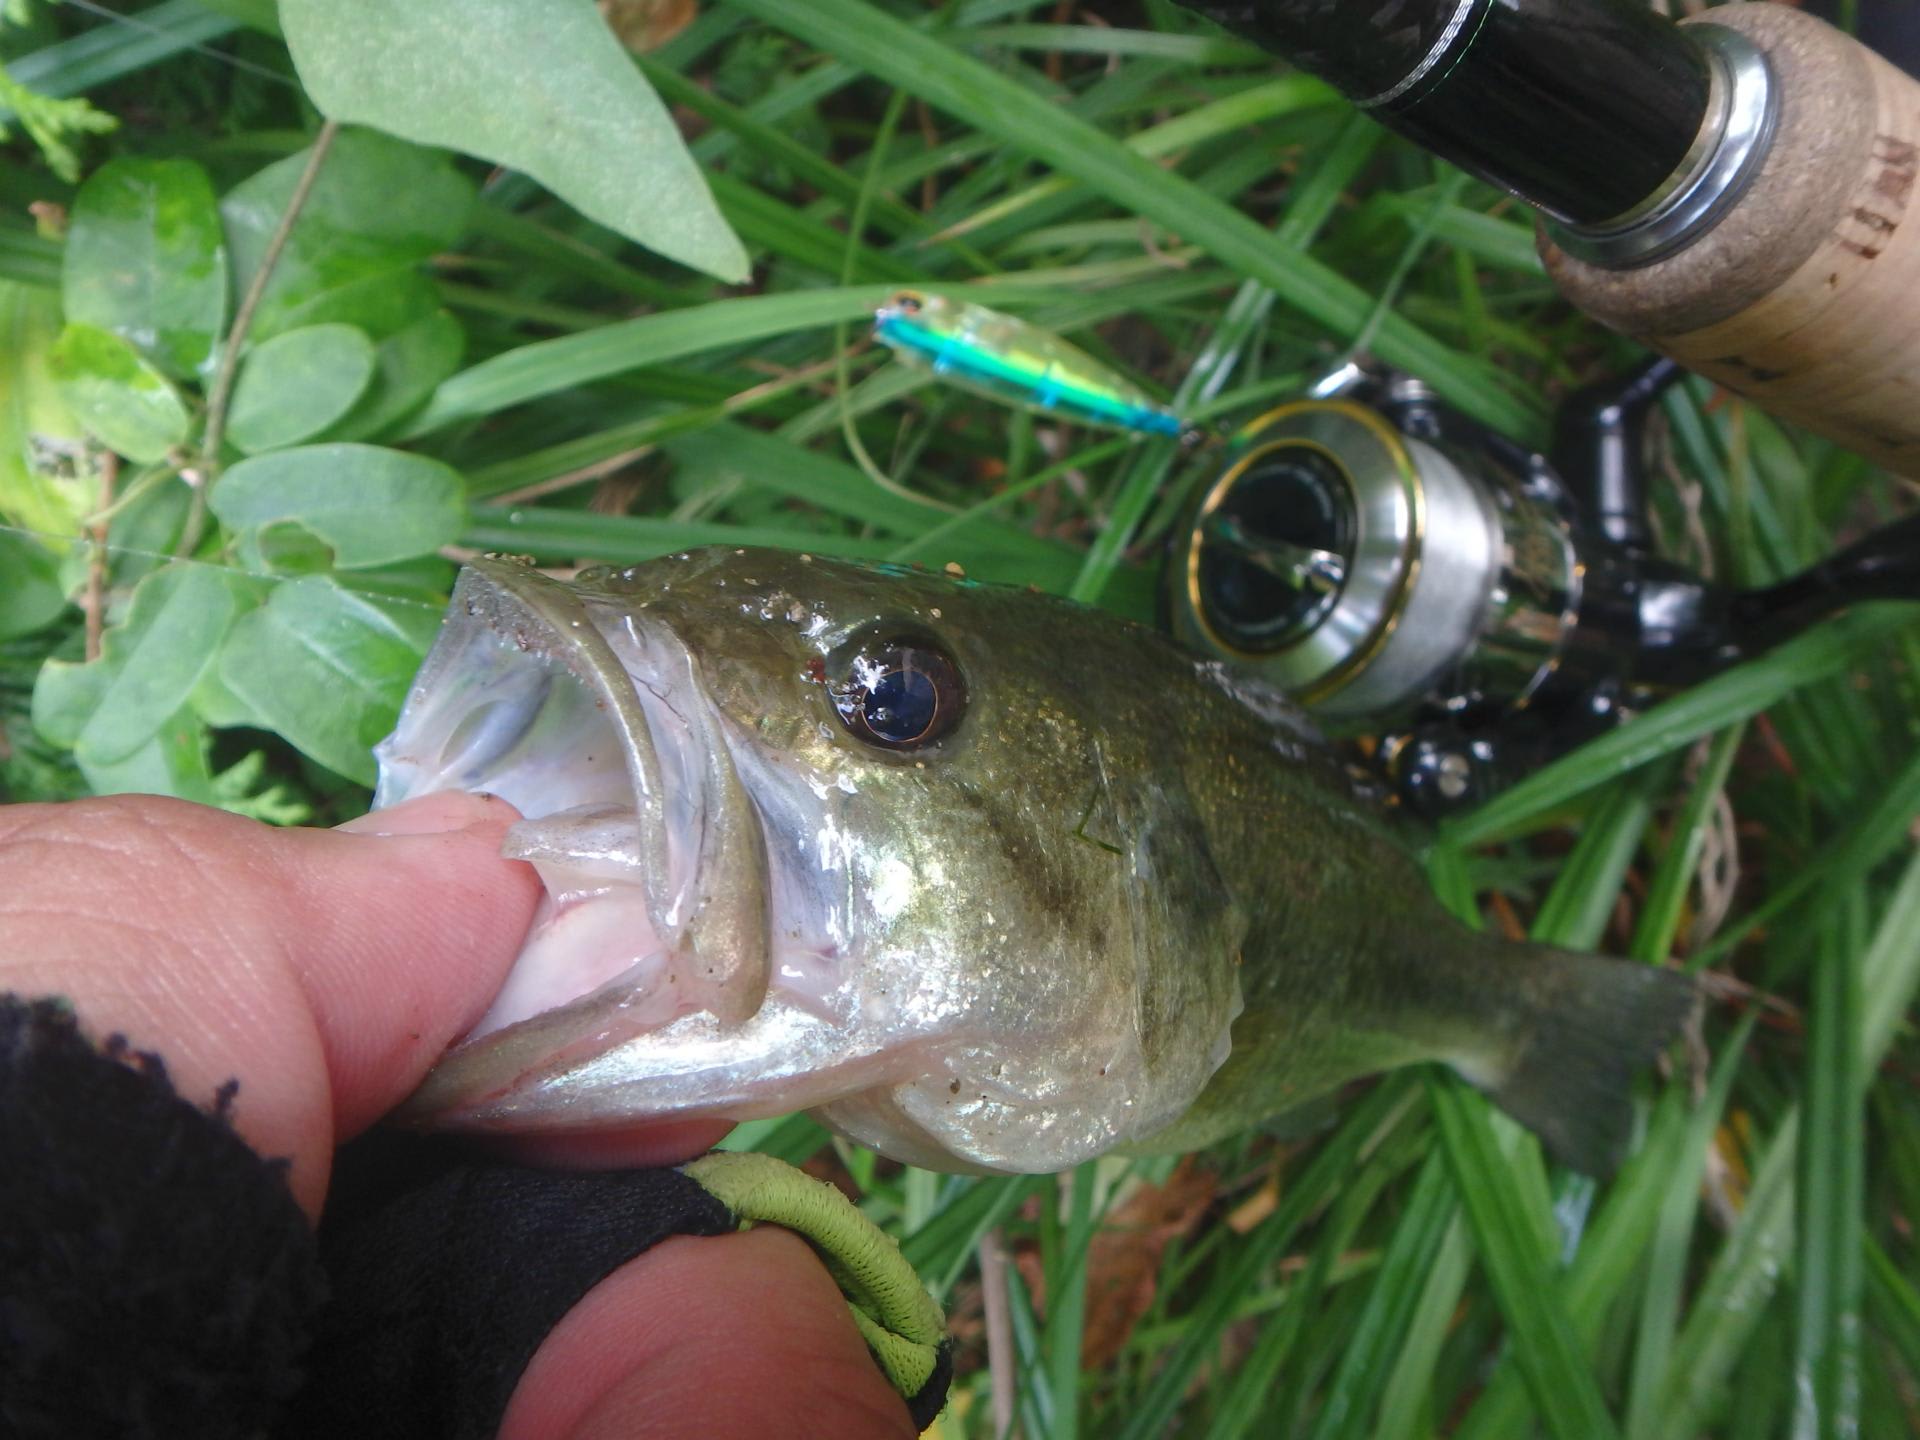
[0,995,950,1440]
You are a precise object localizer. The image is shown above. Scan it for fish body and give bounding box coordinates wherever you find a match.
[873,290,1187,438]
[376,549,1690,1174]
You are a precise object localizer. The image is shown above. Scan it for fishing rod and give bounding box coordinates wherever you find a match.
[1172,0,1920,476]
[1164,357,1920,813]
[873,5,1920,811]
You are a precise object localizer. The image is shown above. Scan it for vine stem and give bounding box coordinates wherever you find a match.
[176,118,341,556]
[979,1225,1019,1440]
[83,450,120,662]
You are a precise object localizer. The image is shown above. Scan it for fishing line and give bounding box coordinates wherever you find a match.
[1340,167,1468,367]
[51,0,304,90]
[0,518,455,615]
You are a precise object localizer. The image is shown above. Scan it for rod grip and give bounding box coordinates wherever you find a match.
[1541,3,1920,474]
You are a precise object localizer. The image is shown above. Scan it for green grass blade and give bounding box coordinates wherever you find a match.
[1659,1114,1799,1440]
[0,219,62,288]
[1622,1020,1761,1439]
[1111,1076,1420,1440]
[1527,762,1665,946]
[460,506,905,564]
[662,421,1038,554]
[1429,1080,1621,1440]
[460,502,1102,596]
[638,55,975,262]
[1210,1132,1416,1439]
[1855,845,1920,1081]
[708,171,922,282]
[723,0,1543,443]
[1630,724,1745,963]
[1370,1212,1472,1440]
[968,23,1269,65]
[406,287,901,432]
[887,437,1133,563]
[1691,741,1920,972]
[1453,1029,1750,1440]
[467,203,701,305]
[931,74,1336,241]
[1442,606,1920,849]
[1661,818,1920,1437]
[1793,893,1867,1439]
[4,1,239,121]
[1863,1237,1920,1384]
[1306,1149,1457,1440]
[1045,1164,1097,1440]
[901,1173,1041,1299]
[1063,111,1382,605]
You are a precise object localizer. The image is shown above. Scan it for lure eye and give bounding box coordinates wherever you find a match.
[830,636,966,751]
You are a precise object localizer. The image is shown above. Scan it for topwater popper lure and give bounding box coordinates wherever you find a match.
[872,290,1193,441]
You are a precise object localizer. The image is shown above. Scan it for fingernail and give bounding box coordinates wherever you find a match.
[336,791,499,837]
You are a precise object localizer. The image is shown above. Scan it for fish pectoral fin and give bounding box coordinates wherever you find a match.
[1459,943,1698,1177]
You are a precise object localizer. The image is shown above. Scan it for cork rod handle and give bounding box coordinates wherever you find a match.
[1542,3,1920,475]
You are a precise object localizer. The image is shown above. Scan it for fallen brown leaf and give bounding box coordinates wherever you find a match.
[1015,1158,1219,1371]
[599,0,698,52]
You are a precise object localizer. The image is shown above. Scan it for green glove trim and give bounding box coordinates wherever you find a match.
[682,1151,947,1401]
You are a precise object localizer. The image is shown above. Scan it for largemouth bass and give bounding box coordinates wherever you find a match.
[376,549,1692,1175]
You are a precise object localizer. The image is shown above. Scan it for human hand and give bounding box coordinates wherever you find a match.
[0,791,914,1439]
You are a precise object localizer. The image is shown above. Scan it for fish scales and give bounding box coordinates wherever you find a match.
[377,548,1692,1174]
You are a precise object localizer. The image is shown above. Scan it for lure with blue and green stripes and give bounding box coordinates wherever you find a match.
[873,290,1187,439]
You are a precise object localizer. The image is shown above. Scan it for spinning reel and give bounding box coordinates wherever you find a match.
[1167,360,1920,815]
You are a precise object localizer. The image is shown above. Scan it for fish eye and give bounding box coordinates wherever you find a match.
[829,635,966,751]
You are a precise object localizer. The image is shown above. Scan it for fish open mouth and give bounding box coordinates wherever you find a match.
[373,559,915,1134]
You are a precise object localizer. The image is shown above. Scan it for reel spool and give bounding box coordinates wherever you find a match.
[1168,364,1920,813]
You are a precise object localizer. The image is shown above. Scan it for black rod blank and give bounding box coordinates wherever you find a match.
[1178,0,1712,224]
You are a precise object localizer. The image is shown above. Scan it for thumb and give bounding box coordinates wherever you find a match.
[283,791,545,1140]
[0,791,540,1218]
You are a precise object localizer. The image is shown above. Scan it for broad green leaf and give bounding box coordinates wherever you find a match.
[215,575,440,784]
[62,155,228,377]
[32,650,111,751]
[280,0,748,283]
[32,561,257,761]
[226,323,376,454]
[190,654,259,731]
[220,128,473,342]
[251,520,338,575]
[0,279,100,546]
[211,443,464,569]
[324,309,464,442]
[332,554,459,609]
[72,708,221,803]
[75,564,244,766]
[0,529,67,639]
[48,322,191,463]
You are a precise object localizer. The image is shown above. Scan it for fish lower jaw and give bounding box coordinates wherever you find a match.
[404,989,943,1135]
